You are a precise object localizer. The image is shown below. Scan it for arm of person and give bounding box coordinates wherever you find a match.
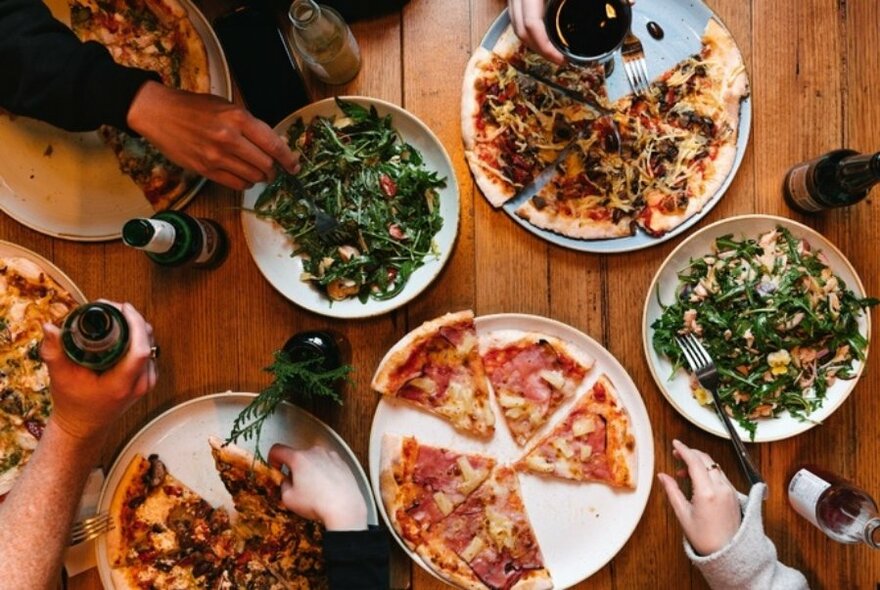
[658,440,809,590]
[0,303,157,589]
[0,0,157,131]
[269,445,390,590]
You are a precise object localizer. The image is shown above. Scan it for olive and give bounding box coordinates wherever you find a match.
[282,330,347,372]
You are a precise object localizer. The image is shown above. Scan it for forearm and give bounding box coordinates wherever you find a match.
[0,421,105,589]
[0,0,156,131]
[323,527,390,590]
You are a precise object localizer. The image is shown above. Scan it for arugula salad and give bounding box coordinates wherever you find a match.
[254,99,446,302]
[652,226,876,437]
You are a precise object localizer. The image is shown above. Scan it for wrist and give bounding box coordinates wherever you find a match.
[321,501,368,531]
[45,417,108,456]
[126,80,166,137]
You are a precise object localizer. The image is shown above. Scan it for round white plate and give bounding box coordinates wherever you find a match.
[95,392,378,588]
[0,0,232,241]
[642,215,872,442]
[241,96,460,319]
[369,313,654,589]
[479,2,751,253]
[0,241,86,302]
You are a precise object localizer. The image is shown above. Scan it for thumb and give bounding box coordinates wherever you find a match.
[658,472,692,525]
[40,323,64,363]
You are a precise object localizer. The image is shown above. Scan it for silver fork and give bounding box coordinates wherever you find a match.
[289,174,346,244]
[621,31,650,95]
[69,511,113,546]
[675,333,765,490]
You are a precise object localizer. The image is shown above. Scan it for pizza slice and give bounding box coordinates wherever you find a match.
[417,465,552,590]
[480,330,594,445]
[462,47,597,206]
[379,434,495,549]
[372,310,495,437]
[517,374,636,488]
[209,437,328,588]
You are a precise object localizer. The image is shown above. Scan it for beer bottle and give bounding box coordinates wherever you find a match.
[61,303,130,372]
[784,149,880,213]
[788,465,880,548]
[122,212,228,269]
[288,0,361,85]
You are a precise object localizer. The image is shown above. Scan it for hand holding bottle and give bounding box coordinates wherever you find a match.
[658,439,743,556]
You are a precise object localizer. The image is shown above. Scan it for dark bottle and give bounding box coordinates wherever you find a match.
[788,465,880,548]
[784,149,880,212]
[282,330,347,371]
[122,212,228,269]
[61,303,130,372]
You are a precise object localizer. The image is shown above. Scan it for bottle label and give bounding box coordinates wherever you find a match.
[786,163,824,212]
[789,468,831,527]
[194,220,220,265]
[143,220,177,253]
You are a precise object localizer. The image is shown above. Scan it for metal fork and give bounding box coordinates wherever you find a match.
[675,333,765,490]
[69,511,113,546]
[621,31,650,95]
[288,174,347,244]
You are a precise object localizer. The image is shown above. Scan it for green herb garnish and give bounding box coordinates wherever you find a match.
[226,349,352,462]
[652,225,877,439]
[252,98,446,303]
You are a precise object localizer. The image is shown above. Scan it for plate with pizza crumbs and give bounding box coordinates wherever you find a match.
[643,215,873,442]
[0,0,231,241]
[466,2,751,253]
[368,313,654,589]
[241,97,460,319]
[95,392,378,588]
[0,242,85,498]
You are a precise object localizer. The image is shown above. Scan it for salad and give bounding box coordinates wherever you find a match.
[652,226,876,438]
[254,99,446,302]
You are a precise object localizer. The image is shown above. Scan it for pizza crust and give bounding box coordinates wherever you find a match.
[515,198,636,239]
[416,537,489,590]
[107,455,148,567]
[378,434,412,547]
[208,436,284,487]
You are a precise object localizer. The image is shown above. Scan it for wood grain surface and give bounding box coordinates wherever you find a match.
[1,0,876,588]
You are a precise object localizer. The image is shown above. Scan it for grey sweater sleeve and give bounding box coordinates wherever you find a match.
[684,483,809,590]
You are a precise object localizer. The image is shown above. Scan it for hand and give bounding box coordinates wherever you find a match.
[40,302,157,442]
[269,444,368,531]
[657,439,742,556]
[127,81,300,190]
[508,0,566,65]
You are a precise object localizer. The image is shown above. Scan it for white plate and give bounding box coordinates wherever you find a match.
[369,313,654,589]
[0,0,232,241]
[479,3,752,253]
[0,241,86,302]
[95,392,378,588]
[642,215,872,442]
[241,97,460,319]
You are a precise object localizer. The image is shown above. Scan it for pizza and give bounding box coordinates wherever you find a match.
[517,375,636,488]
[68,0,209,210]
[371,310,495,437]
[209,437,327,589]
[417,465,552,590]
[463,19,749,239]
[480,330,594,446]
[0,257,77,499]
[379,434,496,549]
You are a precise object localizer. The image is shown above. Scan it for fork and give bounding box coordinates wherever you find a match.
[69,511,113,546]
[675,333,765,490]
[621,31,651,95]
[288,174,347,244]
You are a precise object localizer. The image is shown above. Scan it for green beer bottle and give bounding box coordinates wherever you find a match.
[61,303,130,372]
[122,211,228,268]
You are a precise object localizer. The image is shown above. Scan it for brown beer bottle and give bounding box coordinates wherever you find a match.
[784,149,880,213]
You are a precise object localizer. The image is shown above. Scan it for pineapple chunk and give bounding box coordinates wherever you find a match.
[552,438,575,459]
[572,417,595,437]
[525,454,554,473]
[578,444,594,461]
[539,369,566,389]
[433,492,454,516]
[460,536,485,562]
[498,392,526,408]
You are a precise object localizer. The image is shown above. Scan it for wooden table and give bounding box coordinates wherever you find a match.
[1,0,876,588]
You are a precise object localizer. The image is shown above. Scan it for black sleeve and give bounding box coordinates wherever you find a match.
[323,526,391,590]
[0,0,158,131]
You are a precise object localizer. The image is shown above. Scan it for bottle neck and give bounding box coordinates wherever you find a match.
[837,151,880,195]
[70,306,123,353]
[123,219,177,254]
[289,0,323,29]
[866,517,880,549]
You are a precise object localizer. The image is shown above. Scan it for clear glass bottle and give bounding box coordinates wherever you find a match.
[788,465,880,548]
[122,211,228,269]
[61,303,130,372]
[288,0,361,85]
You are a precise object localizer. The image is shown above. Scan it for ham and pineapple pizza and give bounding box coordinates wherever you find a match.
[517,375,636,488]
[480,330,594,446]
[417,465,552,590]
[372,310,495,437]
[379,434,496,549]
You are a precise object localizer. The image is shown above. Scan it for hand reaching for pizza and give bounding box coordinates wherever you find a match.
[508,0,566,65]
[40,302,157,442]
[127,81,300,191]
[269,444,368,531]
[657,439,743,556]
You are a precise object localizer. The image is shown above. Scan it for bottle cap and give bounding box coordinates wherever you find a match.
[78,306,113,341]
[122,219,155,247]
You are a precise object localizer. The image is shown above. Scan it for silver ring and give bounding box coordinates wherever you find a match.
[707,463,719,472]
[150,345,160,359]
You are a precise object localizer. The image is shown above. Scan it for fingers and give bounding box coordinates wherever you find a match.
[242,117,299,174]
[111,303,152,382]
[657,472,691,523]
[672,439,713,491]
[268,443,298,472]
[40,323,63,363]
[510,0,524,39]
[521,0,566,65]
